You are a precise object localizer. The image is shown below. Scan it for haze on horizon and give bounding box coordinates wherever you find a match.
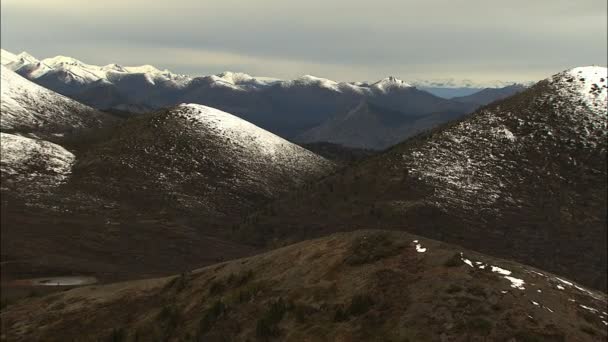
[1,0,606,84]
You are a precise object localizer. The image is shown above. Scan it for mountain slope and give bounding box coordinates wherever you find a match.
[1,230,606,341]
[66,103,333,220]
[1,103,333,284]
[0,65,112,136]
[234,66,608,291]
[452,84,528,106]
[296,100,465,150]
[0,133,75,193]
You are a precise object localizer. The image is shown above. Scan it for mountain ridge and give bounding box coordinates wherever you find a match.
[233,66,608,290]
[2,230,605,341]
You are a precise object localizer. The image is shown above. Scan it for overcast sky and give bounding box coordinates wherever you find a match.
[1,0,606,84]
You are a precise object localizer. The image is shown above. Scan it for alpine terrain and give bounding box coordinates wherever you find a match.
[1,98,333,288]
[234,66,608,291]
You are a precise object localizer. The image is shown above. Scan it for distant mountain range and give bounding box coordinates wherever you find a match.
[1,49,527,148]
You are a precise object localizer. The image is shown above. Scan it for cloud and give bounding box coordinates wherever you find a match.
[2,0,606,83]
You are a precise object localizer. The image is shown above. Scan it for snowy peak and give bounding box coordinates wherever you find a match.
[550,66,607,116]
[216,71,256,84]
[0,49,192,87]
[175,103,324,158]
[16,51,39,64]
[371,76,413,92]
[0,65,108,134]
[42,55,86,67]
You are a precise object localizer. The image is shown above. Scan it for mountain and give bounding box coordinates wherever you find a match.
[0,65,113,137]
[233,66,608,291]
[295,100,466,150]
[64,103,333,221]
[2,230,606,341]
[2,51,478,141]
[0,133,75,194]
[452,84,528,106]
[1,103,333,285]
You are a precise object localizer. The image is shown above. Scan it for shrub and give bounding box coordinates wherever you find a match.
[158,305,180,332]
[199,300,227,333]
[256,298,288,338]
[209,279,226,295]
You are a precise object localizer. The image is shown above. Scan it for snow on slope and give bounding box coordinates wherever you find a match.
[0,133,75,190]
[371,76,413,93]
[551,66,607,120]
[176,104,331,169]
[401,66,608,213]
[1,49,18,65]
[65,103,333,219]
[0,65,106,133]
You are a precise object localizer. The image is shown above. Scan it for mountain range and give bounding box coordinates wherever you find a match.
[1,49,526,149]
[234,66,608,291]
[0,69,332,284]
[0,49,606,341]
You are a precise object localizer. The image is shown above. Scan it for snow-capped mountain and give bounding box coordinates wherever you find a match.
[0,65,113,136]
[16,102,334,220]
[1,50,480,140]
[236,66,608,291]
[1,101,334,283]
[4,52,191,88]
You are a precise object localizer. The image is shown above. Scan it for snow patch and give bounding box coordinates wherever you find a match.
[0,133,75,189]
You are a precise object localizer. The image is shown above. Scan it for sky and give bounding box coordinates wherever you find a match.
[1,0,607,84]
